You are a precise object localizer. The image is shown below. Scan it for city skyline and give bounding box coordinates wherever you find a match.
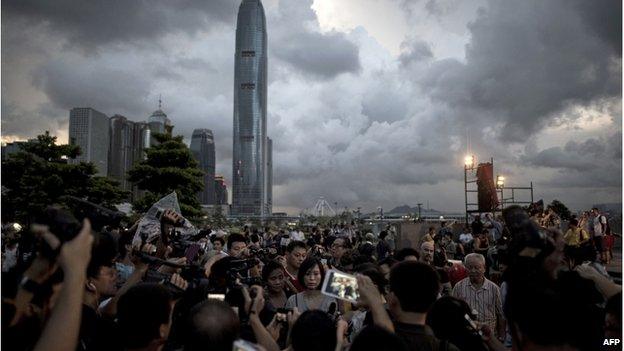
[1,0,621,214]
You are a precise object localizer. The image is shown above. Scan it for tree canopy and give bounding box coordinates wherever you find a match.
[548,199,572,220]
[128,133,204,218]
[2,131,128,224]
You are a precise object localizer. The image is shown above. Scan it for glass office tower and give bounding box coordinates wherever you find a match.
[190,129,216,205]
[232,0,271,218]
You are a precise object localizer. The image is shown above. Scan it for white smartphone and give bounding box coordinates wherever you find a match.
[233,339,260,351]
[321,269,359,303]
[208,293,225,301]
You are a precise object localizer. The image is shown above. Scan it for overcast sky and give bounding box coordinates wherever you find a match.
[2,0,621,214]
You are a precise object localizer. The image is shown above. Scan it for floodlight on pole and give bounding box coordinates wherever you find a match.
[464,154,475,169]
[496,175,505,188]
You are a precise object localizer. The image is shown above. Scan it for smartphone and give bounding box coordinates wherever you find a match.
[207,293,225,301]
[185,244,201,262]
[233,339,260,351]
[321,269,360,303]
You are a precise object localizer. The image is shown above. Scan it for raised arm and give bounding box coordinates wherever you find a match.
[34,220,94,351]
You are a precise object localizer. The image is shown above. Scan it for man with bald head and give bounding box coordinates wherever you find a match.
[452,253,505,340]
[420,241,435,266]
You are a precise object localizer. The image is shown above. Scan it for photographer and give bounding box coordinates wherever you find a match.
[203,233,248,278]
[31,220,94,351]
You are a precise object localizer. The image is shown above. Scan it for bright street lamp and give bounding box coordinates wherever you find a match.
[496,175,505,188]
[464,154,475,168]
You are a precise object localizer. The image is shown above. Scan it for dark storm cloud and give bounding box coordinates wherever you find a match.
[413,0,621,142]
[1,101,68,138]
[33,59,152,118]
[273,30,361,79]
[271,0,361,79]
[521,132,621,187]
[1,0,234,51]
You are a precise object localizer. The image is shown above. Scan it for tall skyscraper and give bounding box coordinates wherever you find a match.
[232,0,272,218]
[108,115,149,198]
[266,137,272,212]
[148,97,172,145]
[69,107,110,176]
[190,129,216,205]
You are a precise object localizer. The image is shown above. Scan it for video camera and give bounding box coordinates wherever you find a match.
[32,200,126,260]
[136,251,210,298]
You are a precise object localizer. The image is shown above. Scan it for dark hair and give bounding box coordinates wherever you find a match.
[287,240,307,253]
[379,256,398,268]
[227,233,247,250]
[262,260,284,282]
[211,236,225,246]
[117,283,173,349]
[389,261,440,313]
[379,231,388,240]
[291,310,336,351]
[427,296,488,351]
[87,232,118,278]
[117,230,134,259]
[250,233,260,243]
[297,257,325,289]
[394,248,419,261]
[358,267,387,295]
[186,300,240,351]
[569,219,579,226]
[350,326,408,351]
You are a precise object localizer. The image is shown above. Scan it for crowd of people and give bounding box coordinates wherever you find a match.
[1,203,621,351]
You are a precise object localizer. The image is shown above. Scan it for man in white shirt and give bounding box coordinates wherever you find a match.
[290,228,305,242]
[453,253,505,340]
[459,226,474,252]
[592,208,608,263]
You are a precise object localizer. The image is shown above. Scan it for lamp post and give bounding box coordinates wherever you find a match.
[496,175,505,210]
[417,203,423,221]
[464,154,476,224]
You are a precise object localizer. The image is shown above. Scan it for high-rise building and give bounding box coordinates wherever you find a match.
[148,97,172,144]
[190,129,216,205]
[232,0,272,218]
[1,141,27,161]
[108,115,149,198]
[69,107,110,175]
[266,137,272,213]
[215,175,229,205]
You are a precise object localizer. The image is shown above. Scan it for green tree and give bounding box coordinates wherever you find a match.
[128,133,204,218]
[211,205,229,228]
[548,199,572,220]
[2,132,128,224]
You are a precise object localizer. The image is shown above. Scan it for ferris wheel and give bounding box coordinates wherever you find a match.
[313,197,336,217]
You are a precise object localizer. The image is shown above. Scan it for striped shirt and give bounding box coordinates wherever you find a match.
[452,277,504,337]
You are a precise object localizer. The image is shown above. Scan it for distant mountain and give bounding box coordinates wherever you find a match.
[387,205,413,214]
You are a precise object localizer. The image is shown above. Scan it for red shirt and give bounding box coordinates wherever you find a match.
[285,269,305,293]
[446,262,468,286]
